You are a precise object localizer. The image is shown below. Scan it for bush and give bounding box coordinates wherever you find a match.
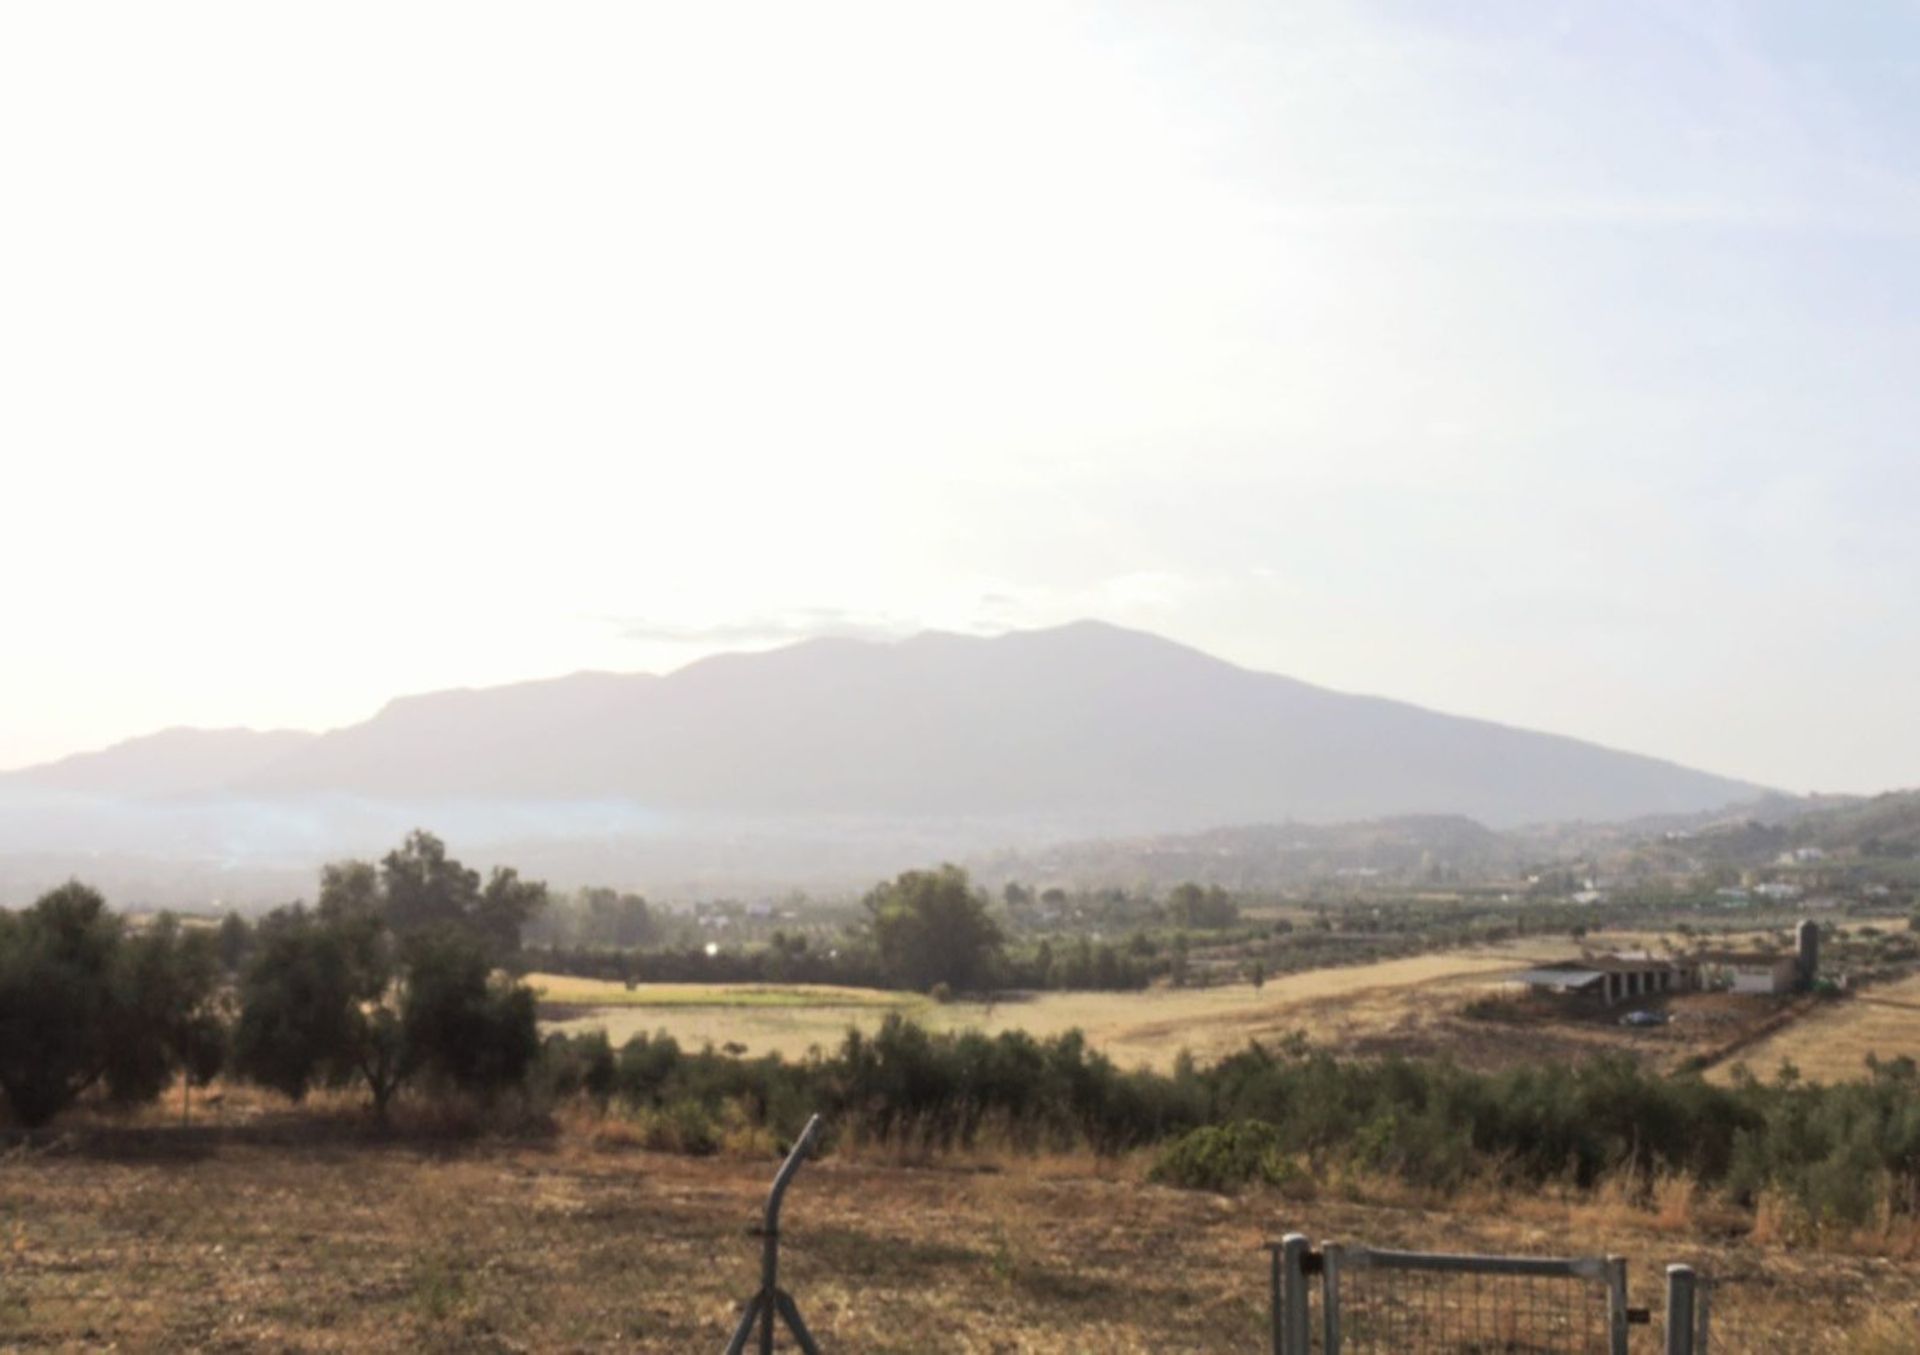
[644,1100,720,1155]
[1149,1121,1298,1193]
[539,1031,616,1106]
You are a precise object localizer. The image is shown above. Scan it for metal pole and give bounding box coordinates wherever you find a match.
[1280,1233,1311,1355]
[761,1115,823,1291]
[1268,1244,1283,1355]
[1321,1243,1342,1355]
[1606,1256,1630,1355]
[723,1296,763,1355]
[723,1115,825,1355]
[1666,1265,1697,1355]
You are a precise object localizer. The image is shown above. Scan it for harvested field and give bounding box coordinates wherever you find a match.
[542,947,1554,1072]
[3,1124,1914,1352]
[537,937,1829,1076]
[1709,972,1920,1086]
[528,976,916,1010]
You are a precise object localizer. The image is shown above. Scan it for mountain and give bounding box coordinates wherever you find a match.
[5,727,316,798]
[198,620,1760,828]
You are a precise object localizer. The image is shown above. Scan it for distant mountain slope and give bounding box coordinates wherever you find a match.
[212,621,1760,828]
[973,814,1519,893]
[3,727,315,798]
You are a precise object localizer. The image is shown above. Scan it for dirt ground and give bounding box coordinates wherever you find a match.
[4,1119,1917,1353]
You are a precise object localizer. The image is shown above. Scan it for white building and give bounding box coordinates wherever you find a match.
[1697,951,1799,995]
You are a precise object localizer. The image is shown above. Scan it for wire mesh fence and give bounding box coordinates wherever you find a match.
[1270,1233,1637,1355]
[1323,1248,1622,1353]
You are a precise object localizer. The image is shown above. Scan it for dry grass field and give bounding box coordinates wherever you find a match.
[534,926,1829,1076]
[529,976,915,1011]
[1709,972,1920,1086]
[4,1111,1917,1353]
[536,947,1555,1072]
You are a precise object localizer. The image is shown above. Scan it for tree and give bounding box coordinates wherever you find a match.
[323,831,547,960]
[400,929,539,1099]
[0,883,193,1128]
[474,867,548,960]
[578,887,657,948]
[232,905,371,1105]
[217,912,253,972]
[235,891,541,1119]
[0,883,125,1127]
[379,832,480,935]
[1168,882,1239,930]
[111,914,227,1121]
[863,865,1004,993]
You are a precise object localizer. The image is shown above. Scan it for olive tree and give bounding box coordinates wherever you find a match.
[0,884,214,1128]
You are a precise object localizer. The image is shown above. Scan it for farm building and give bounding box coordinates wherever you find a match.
[1695,950,1800,995]
[1510,955,1699,1008]
[1512,921,1819,1007]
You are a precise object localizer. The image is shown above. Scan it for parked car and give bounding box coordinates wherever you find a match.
[1619,1009,1669,1028]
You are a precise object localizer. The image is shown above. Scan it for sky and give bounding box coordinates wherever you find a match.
[2,1,1917,795]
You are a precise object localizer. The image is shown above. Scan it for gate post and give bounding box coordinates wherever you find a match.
[1666,1265,1698,1355]
[1606,1255,1630,1355]
[1278,1233,1311,1355]
[1321,1242,1342,1355]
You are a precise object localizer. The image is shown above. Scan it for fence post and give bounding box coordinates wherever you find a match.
[1268,1242,1282,1355]
[1696,1275,1710,1354]
[1606,1255,1630,1355]
[1279,1233,1311,1355]
[1321,1242,1342,1355]
[1666,1265,1697,1355]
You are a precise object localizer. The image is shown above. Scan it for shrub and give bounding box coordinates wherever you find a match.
[643,1099,720,1155]
[1149,1121,1298,1193]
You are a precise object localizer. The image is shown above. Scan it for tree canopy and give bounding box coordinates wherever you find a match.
[1167,882,1239,930]
[235,834,543,1118]
[322,830,547,960]
[863,865,1004,993]
[0,883,221,1128]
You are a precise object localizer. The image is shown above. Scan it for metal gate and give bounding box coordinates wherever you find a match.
[1269,1232,1710,1353]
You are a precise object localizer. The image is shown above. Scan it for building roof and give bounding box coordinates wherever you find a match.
[1512,968,1607,991]
[1587,955,1690,974]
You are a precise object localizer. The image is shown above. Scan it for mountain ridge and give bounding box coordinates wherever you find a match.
[3,621,1765,828]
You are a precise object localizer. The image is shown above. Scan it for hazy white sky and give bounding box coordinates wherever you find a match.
[3,1,1917,793]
